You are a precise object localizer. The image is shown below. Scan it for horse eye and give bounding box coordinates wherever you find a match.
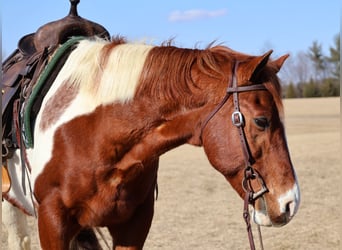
[253,117,269,129]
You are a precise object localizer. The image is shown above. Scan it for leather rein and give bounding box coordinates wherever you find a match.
[200,62,269,250]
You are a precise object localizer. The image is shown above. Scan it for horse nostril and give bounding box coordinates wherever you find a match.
[274,184,300,226]
[285,201,291,213]
[284,200,295,220]
[278,184,300,222]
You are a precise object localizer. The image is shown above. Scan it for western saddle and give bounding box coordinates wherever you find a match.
[2,0,110,194]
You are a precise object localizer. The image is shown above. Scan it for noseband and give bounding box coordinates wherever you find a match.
[200,62,268,250]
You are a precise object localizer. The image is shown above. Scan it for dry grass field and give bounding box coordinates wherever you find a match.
[2,97,340,249]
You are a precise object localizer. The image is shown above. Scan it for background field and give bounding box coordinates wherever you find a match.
[2,97,341,249]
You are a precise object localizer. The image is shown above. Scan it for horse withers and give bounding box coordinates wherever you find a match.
[2,37,300,249]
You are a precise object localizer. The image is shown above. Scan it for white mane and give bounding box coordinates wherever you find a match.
[55,38,153,104]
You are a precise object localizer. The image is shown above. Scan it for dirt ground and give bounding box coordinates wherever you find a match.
[2,97,341,249]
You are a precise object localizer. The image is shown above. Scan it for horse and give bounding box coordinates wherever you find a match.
[2,36,300,250]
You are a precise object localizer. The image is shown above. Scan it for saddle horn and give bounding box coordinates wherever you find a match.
[18,0,110,55]
[69,0,80,16]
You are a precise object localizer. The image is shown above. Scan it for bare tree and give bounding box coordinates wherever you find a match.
[308,41,327,81]
[280,51,313,85]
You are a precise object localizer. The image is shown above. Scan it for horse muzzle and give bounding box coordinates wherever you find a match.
[252,182,300,227]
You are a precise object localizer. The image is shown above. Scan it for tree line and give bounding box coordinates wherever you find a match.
[281,34,340,98]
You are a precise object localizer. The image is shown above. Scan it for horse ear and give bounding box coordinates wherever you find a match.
[247,50,273,81]
[271,54,290,73]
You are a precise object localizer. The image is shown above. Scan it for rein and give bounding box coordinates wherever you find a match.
[200,62,268,250]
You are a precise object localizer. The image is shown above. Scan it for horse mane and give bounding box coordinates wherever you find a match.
[135,44,231,106]
[136,43,284,119]
[58,36,284,116]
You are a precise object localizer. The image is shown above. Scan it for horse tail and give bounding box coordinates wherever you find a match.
[70,228,103,250]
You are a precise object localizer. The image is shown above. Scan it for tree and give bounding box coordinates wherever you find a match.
[279,51,312,85]
[327,34,340,79]
[282,34,340,98]
[285,82,297,98]
[320,78,340,97]
[302,80,320,97]
[308,41,327,81]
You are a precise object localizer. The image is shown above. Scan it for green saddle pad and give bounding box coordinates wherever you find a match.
[23,36,85,148]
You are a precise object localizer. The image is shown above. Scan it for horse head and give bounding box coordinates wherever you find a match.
[199,50,300,227]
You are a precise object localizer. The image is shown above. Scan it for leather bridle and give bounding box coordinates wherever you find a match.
[200,62,269,250]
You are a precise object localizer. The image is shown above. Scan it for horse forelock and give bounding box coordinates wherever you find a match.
[259,66,285,122]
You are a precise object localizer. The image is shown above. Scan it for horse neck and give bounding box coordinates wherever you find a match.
[131,45,232,145]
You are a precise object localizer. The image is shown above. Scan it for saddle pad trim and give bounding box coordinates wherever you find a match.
[23,36,85,148]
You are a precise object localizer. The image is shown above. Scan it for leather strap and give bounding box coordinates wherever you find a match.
[227,84,267,94]
[200,63,267,143]
[200,93,230,142]
[230,62,259,167]
[231,63,267,250]
[243,191,256,250]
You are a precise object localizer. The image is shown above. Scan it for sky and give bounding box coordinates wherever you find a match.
[1,1,340,60]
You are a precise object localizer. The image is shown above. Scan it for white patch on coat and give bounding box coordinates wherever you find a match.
[26,38,153,190]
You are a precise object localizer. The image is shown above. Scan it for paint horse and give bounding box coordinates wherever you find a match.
[2,37,300,249]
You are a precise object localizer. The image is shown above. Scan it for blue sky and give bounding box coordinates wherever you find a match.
[2,1,340,59]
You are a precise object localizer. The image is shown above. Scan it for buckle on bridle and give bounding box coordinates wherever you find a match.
[231,111,244,127]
